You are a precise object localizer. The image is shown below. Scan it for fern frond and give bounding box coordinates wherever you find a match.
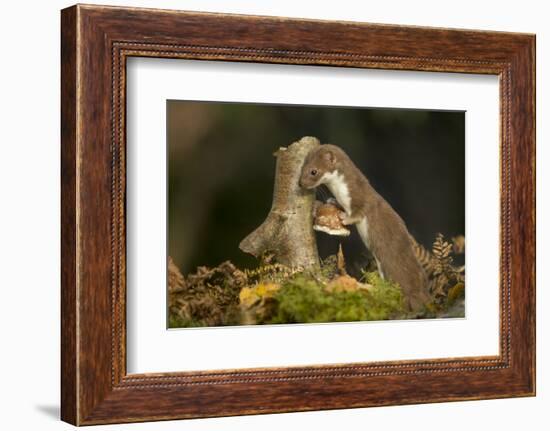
[412,239,432,272]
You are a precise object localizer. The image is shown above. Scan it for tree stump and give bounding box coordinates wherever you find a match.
[239,136,320,269]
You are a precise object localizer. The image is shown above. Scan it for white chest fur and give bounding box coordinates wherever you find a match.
[322,171,379,276]
[356,217,380,275]
[356,217,371,249]
[322,170,352,215]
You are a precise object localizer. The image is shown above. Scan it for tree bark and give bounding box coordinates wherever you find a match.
[239,136,320,269]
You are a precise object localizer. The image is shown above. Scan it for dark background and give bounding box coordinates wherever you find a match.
[168,100,465,276]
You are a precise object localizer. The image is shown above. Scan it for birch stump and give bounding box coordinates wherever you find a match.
[239,136,320,269]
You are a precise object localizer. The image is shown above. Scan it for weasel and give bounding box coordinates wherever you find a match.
[299,144,430,312]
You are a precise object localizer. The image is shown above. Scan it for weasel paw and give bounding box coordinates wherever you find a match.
[339,213,359,225]
[338,212,350,225]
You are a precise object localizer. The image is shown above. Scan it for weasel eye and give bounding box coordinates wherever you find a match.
[310,169,318,176]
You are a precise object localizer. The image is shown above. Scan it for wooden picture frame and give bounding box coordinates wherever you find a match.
[61,4,535,425]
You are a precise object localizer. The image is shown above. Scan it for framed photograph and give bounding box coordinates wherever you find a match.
[61,4,535,425]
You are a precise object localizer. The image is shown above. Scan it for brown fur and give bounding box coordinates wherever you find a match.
[300,144,431,312]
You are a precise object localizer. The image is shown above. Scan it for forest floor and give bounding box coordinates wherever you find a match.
[168,234,465,328]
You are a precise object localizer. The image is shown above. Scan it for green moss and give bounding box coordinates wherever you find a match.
[268,273,404,324]
[359,271,405,320]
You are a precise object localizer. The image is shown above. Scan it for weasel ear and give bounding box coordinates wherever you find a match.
[323,150,335,165]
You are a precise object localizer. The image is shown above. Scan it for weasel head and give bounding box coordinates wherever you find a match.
[299,145,340,189]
